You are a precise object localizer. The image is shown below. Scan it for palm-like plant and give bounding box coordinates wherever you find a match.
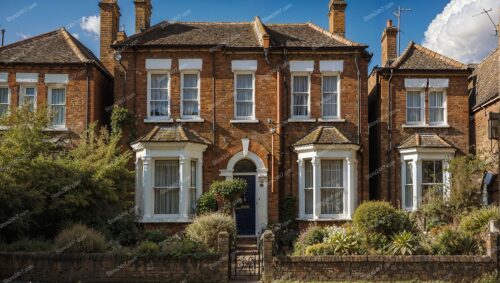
[387,231,420,255]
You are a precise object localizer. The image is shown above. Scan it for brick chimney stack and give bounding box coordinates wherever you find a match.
[328,0,347,37]
[134,0,152,33]
[99,0,120,76]
[381,19,398,67]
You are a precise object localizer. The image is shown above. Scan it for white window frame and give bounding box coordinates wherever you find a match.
[189,159,198,216]
[405,89,425,125]
[428,89,447,126]
[321,73,341,119]
[291,73,311,119]
[153,158,181,216]
[303,159,314,217]
[19,85,37,111]
[47,85,66,128]
[0,84,10,117]
[146,71,171,121]
[319,159,347,218]
[403,160,414,211]
[180,71,201,120]
[233,72,256,120]
[421,159,445,202]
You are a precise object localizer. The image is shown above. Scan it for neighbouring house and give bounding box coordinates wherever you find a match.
[368,20,472,211]
[100,0,371,234]
[469,18,500,204]
[0,28,113,135]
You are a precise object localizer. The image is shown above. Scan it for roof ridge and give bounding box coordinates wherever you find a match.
[0,29,60,52]
[178,126,187,141]
[476,48,499,66]
[413,43,466,69]
[391,41,415,68]
[305,22,364,47]
[60,28,88,62]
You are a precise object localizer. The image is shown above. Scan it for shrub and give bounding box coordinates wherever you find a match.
[54,224,107,253]
[0,239,53,252]
[365,232,389,253]
[323,227,366,255]
[160,235,211,257]
[136,240,160,255]
[143,231,168,244]
[293,226,327,256]
[197,191,218,215]
[353,201,413,236]
[105,212,142,246]
[430,227,479,255]
[459,206,500,235]
[304,243,335,256]
[387,231,421,255]
[185,212,235,250]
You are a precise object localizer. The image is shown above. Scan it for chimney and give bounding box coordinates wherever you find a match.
[328,0,347,37]
[381,19,398,67]
[117,30,127,42]
[134,0,152,33]
[99,0,120,76]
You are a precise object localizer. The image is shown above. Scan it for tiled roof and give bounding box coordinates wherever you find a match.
[293,126,353,147]
[116,20,365,49]
[472,48,499,108]
[398,133,453,149]
[134,126,211,145]
[0,28,110,77]
[390,42,467,71]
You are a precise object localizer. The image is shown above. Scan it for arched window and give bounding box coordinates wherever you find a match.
[234,159,257,173]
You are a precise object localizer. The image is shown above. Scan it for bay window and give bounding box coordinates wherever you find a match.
[189,160,197,215]
[234,73,255,119]
[48,87,66,127]
[148,72,170,119]
[322,75,339,118]
[304,159,313,215]
[181,72,200,118]
[292,75,310,118]
[422,160,444,203]
[154,160,180,215]
[320,160,344,215]
[404,161,414,210]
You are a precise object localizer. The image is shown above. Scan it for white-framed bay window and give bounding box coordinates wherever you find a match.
[132,139,206,223]
[296,144,358,220]
[429,90,446,125]
[234,72,255,120]
[400,147,454,211]
[181,72,200,119]
[48,86,66,128]
[406,90,424,125]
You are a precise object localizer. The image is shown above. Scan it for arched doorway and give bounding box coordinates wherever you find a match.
[233,159,257,235]
[220,151,268,235]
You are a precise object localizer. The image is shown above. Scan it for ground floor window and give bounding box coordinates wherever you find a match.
[320,160,344,215]
[189,160,197,215]
[422,160,444,203]
[154,160,180,215]
[304,159,313,215]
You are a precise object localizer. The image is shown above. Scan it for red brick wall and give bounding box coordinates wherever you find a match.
[115,50,370,226]
[370,72,470,206]
[1,65,112,134]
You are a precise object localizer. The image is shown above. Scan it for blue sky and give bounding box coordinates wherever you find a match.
[0,0,498,66]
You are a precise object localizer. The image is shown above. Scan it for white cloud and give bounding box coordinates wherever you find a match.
[16,32,31,39]
[72,33,80,39]
[80,15,100,39]
[423,0,499,64]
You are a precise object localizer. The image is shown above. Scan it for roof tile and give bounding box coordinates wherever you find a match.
[293,126,353,147]
[398,133,453,149]
[134,126,211,145]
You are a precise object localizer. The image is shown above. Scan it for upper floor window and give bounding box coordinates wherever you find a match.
[20,86,37,112]
[148,72,170,119]
[154,160,180,215]
[406,90,423,124]
[322,75,340,118]
[234,73,255,119]
[0,86,10,117]
[429,90,446,125]
[48,87,66,127]
[181,72,200,118]
[292,74,310,118]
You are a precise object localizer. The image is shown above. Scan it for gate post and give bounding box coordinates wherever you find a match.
[217,231,230,283]
[262,230,275,283]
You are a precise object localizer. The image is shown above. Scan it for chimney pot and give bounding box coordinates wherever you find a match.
[387,19,393,28]
[381,19,398,67]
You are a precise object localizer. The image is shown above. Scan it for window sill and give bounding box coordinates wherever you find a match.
[144,118,174,123]
[297,216,351,221]
[288,118,316,123]
[139,216,193,223]
[176,118,204,123]
[230,119,259,124]
[318,118,346,123]
[44,126,69,132]
[402,124,450,128]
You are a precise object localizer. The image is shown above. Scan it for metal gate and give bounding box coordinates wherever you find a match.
[229,237,263,281]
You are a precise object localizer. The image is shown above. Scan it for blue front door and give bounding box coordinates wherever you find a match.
[235,175,256,235]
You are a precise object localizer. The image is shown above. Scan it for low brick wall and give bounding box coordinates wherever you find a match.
[273,255,496,282]
[0,252,227,283]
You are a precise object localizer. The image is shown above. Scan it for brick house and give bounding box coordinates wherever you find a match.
[0,28,113,134]
[100,0,372,234]
[469,29,499,203]
[368,20,472,210]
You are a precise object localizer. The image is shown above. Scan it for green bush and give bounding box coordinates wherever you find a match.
[0,239,53,252]
[136,240,160,255]
[197,191,218,215]
[459,206,500,235]
[430,227,479,255]
[387,231,421,255]
[185,212,235,251]
[106,212,142,247]
[143,231,168,244]
[353,201,413,236]
[365,232,389,253]
[160,235,211,257]
[54,224,107,253]
[304,242,335,256]
[323,227,366,255]
[293,226,327,256]
[210,179,247,211]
